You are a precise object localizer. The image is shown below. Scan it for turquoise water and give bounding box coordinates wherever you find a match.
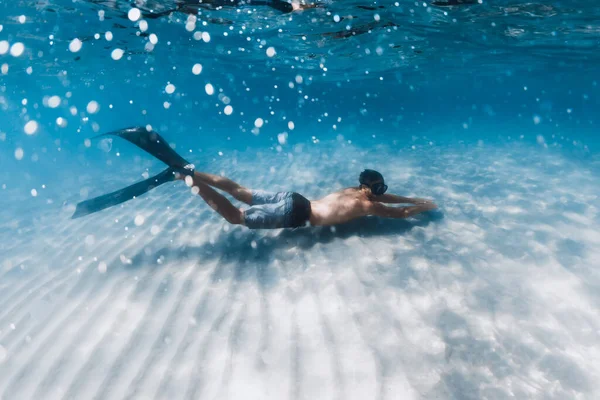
[1,1,600,399]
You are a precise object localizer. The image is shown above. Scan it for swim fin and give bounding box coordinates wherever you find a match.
[97,126,192,170]
[71,127,193,219]
[71,167,177,219]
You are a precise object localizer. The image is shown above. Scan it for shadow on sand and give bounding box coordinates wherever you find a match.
[125,210,445,284]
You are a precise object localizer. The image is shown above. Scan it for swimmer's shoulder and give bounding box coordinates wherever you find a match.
[338,187,361,195]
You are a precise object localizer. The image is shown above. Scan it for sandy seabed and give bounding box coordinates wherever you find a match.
[0,139,599,400]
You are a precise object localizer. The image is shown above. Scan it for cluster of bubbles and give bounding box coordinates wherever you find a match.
[1,3,328,207]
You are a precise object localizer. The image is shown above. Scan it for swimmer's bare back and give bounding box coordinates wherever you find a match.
[308,187,437,226]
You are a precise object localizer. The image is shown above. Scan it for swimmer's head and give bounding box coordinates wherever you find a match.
[359,169,387,196]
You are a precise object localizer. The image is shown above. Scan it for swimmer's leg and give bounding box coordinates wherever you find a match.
[186,177,244,225]
[178,171,253,205]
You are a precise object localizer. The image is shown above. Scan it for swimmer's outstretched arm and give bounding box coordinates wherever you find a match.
[373,194,436,205]
[369,202,438,219]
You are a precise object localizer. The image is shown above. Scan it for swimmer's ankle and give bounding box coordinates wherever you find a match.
[173,163,196,180]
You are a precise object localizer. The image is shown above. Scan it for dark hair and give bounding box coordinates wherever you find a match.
[359,169,384,186]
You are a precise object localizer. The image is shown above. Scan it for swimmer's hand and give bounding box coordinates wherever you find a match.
[410,198,437,207]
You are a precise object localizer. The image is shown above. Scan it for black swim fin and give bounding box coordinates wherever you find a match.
[71,167,177,219]
[71,127,194,219]
[97,126,192,169]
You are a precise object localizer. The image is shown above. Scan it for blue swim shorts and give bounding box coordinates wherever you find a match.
[243,190,311,229]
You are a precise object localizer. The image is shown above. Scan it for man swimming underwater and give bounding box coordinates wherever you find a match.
[72,127,437,228]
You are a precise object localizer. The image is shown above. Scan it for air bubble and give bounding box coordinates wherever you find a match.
[56,117,68,127]
[111,48,124,60]
[134,215,145,226]
[10,43,25,57]
[24,121,38,135]
[128,8,141,22]
[278,132,288,145]
[87,101,99,114]
[98,262,107,273]
[69,38,82,53]
[192,63,202,75]
[47,96,61,108]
